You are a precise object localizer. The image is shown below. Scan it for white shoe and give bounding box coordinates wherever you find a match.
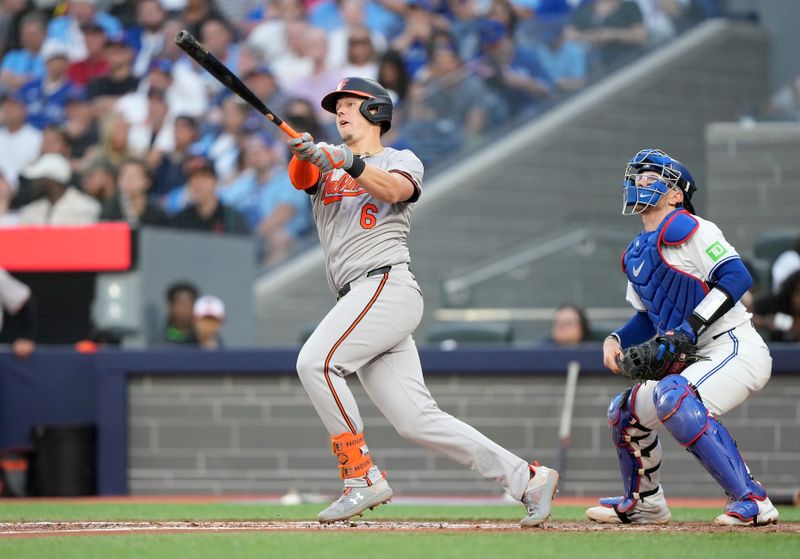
[318,478,393,523]
[586,486,671,525]
[520,465,559,527]
[714,496,779,526]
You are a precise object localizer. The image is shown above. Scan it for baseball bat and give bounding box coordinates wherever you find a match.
[556,360,581,488]
[174,30,300,139]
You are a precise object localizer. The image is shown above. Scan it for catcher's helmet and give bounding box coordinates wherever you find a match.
[321,77,393,134]
[622,149,697,215]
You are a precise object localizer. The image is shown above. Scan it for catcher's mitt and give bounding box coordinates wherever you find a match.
[616,330,705,382]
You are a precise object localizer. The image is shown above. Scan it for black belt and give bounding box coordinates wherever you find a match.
[337,266,392,299]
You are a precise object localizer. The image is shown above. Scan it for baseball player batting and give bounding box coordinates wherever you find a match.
[286,77,559,525]
[585,149,778,526]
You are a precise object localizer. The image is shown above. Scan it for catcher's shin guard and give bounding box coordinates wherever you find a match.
[654,375,768,517]
[605,385,663,518]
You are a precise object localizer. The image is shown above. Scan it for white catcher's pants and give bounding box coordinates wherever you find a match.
[633,323,772,428]
[296,264,531,499]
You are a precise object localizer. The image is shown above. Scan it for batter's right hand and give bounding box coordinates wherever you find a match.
[287,132,315,161]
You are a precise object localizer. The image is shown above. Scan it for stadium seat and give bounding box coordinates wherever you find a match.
[753,230,798,264]
[426,321,513,346]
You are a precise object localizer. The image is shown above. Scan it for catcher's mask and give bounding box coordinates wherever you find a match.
[321,77,393,135]
[622,149,697,216]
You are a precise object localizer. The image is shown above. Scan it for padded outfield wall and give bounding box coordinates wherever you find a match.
[1,346,798,498]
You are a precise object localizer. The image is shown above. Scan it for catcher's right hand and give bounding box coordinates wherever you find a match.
[616,334,705,382]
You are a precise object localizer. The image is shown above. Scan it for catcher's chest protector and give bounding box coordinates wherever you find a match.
[624,210,708,334]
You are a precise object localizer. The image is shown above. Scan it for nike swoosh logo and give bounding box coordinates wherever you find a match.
[633,261,645,277]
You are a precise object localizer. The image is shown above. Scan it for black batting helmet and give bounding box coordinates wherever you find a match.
[321,77,393,134]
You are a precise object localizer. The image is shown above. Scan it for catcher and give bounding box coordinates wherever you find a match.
[586,149,778,527]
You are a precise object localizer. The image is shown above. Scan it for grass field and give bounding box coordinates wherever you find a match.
[1,501,798,559]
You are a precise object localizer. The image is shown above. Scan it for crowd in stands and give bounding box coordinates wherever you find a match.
[0,0,719,268]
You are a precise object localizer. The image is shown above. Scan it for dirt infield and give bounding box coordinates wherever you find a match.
[1,520,798,538]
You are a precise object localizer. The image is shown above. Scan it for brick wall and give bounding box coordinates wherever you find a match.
[128,374,800,497]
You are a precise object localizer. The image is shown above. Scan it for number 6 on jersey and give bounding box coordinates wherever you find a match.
[360,203,378,229]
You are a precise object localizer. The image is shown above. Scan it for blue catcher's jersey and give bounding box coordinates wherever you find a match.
[622,209,709,334]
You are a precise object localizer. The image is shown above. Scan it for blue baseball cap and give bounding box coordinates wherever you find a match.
[148,58,173,75]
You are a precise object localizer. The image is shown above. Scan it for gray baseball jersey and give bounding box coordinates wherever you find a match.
[309,147,423,293]
[297,146,536,503]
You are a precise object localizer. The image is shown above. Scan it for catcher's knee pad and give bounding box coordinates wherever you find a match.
[653,374,707,445]
[608,385,662,505]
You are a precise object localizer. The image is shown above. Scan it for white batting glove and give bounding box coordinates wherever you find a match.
[287,132,316,161]
[309,143,354,173]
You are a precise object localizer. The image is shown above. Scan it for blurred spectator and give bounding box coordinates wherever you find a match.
[199,17,241,99]
[753,270,800,343]
[338,24,380,79]
[771,235,800,294]
[413,41,500,143]
[327,0,388,70]
[150,114,200,198]
[17,40,74,129]
[241,65,290,134]
[162,280,199,345]
[0,268,36,359]
[130,0,168,77]
[220,133,311,265]
[548,303,591,345]
[181,0,230,39]
[390,1,435,79]
[46,0,123,62]
[205,94,249,183]
[192,294,225,349]
[283,95,327,143]
[40,123,72,158]
[535,23,587,93]
[118,58,206,160]
[474,20,552,115]
[63,86,100,163]
[309,0,403,39]
[84,112,133,173]
[17,152,101,224]
[0,11,46,90]
[0,90,43,189]
[124,87,171,158]
[100,157,167,226]
[67,19,109,86]
[246,0,306,66]
[157,18,210,115]
[86,31,139,116]
[0,0,34,56]
[634,0,690,46]
[377,48,409,103]
[171,155,250,235]
[286,27,341,121]
[271,19,314,89]
[79,161,116,204]
[565,0,646,73]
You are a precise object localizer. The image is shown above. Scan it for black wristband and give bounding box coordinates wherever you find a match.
[347,156,366,178]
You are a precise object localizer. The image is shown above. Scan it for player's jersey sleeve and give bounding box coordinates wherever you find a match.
[386,149,424,203]
[625,280,647,311]
[682,218,741,281]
